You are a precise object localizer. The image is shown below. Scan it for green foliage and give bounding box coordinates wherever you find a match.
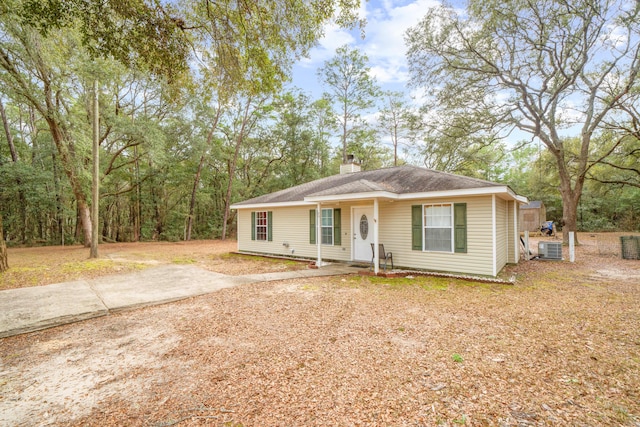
[406,0,640,238]
[377,91,416,166]
[318,45,382,164]
[4,0,639,249]
[16,0,364,93]
[503,139,640,231]
[1,0,369,245]
[451,353,464,363]
[172,257,196,265]
[19,0,189,82]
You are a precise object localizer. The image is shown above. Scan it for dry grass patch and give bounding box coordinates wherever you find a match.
[202,252,308,276]
[0,240,306,290]
[0,246,149,290]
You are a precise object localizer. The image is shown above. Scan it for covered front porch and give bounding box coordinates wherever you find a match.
[307,188,395,275]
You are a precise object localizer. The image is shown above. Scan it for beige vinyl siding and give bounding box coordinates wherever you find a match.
[378,196,496,276]
[507,201,519,264]
[237,195,513,276]
[495,198,508,272]
[237,205,352,261]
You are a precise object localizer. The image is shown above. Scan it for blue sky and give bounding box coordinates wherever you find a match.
[289,0,439,101]
[287,0,640,160]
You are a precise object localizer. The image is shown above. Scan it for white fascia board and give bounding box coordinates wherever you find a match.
[230,201,315,210]
[233,186,527,208]
[397,186,514,200]
[304,191,398,203]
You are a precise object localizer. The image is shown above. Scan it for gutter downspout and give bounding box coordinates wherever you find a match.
[513,201,518,264]
[316,203,322,268]
[373,198,379,275]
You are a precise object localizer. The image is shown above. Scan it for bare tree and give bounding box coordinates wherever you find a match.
[407,0,640,243]
[0,214,7,272]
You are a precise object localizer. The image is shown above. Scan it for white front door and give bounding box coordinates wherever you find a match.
[353,207,374,262]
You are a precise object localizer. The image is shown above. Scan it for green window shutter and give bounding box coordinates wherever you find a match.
[251,212,256,241]
[309,209,316,244]
[333,208,341,246]
[454,203,467,253]
[412,205,422,250]
[267,211,273,241]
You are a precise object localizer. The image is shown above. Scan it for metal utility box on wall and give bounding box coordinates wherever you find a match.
[538,241,562,260]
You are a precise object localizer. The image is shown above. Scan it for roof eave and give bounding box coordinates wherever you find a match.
[304,191,399,203]
[397,186,523,201]
[230,200,315,209]
[232,186,527,209]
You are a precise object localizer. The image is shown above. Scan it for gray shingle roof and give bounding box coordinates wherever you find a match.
[522,201,544,209]
[233,165,507,206]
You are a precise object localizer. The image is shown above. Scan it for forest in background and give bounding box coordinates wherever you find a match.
[0,0,639,251]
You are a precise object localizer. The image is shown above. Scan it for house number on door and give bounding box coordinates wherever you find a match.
[359,215,369,239]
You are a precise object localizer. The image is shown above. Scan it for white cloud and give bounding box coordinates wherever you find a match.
[601,23,629,50]
[362,0,440,84]
[296,0,438,84]
[298,24,356,67]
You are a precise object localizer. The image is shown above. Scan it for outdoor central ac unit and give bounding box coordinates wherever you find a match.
[538,241,562,260]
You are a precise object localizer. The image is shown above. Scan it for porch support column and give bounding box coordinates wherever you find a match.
[373,198,379,275]
[316,203,322,268]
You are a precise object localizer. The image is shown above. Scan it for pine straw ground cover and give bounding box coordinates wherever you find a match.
[0,235,639,426]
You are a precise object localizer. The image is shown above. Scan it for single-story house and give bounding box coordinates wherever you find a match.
[519,200,546,232]
[231,164,528,277]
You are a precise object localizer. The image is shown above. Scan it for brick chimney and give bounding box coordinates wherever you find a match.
[340,154,361,174]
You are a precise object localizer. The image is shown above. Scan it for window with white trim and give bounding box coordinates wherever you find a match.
[424,204,453,252]
[321,208,333,245]
[255,211,268,241]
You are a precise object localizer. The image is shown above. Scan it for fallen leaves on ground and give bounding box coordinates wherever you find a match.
[0,234,638,426]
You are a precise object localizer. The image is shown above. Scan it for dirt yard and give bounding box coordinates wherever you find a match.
[1,235,639,426]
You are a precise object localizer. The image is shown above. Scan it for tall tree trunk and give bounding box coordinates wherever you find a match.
[561,194,579,242]
[0,100,28,243]
[51,145,64,245]
[132,145,141,242]
[342,103,348,163]
[393,122,398,167]
[89,79,99,258]
[221,137,242,240]
[186,153,205,241]
[47,118,92,247]
[0,100,18,162]
[221,98,253,240]
[0,214,8,273]
[149,161,164,240]
[0,37,92,246]
[555,151,583,245]
[187,107,221,241]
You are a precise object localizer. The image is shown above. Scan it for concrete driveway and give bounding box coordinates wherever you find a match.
[0,263,356,338]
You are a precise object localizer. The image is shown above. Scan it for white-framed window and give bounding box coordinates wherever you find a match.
[255,211,268,241]
[321,208,333,245]
[424,204,453,252]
